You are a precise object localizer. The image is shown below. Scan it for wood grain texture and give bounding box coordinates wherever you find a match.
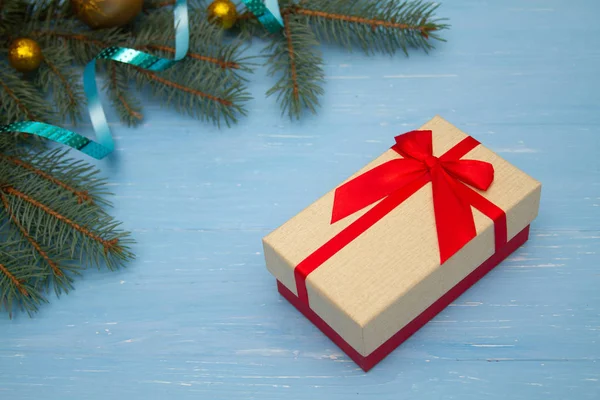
[1,1,599,398]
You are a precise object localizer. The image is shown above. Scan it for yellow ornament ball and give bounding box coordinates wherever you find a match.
[71,0,143,29]
[207,0,238,30]
[8,38,43,73]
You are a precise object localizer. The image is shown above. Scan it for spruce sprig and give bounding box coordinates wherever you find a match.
[288,0,448,55]
[105,62,144,127]
[0,62,56,124]
[265,12,325,119]
[36,45,86,125]
[237,0,448,119]
[0,245,48,317]
[0,134,134,316]
[129,9,253,126]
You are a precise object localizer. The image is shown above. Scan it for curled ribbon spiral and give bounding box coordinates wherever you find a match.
[0,0,190,160]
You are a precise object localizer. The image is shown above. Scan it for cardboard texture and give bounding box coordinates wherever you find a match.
[263,116,542,366]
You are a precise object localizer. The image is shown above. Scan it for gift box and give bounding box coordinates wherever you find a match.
[262,116,542,371]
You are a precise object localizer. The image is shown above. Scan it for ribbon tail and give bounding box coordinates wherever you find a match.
[431,167,478,263]
[331,159,425,224]
[454,181,508,253]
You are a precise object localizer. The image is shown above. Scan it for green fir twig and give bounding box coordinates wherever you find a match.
[291,0,448,55]
[0,134,134,316]
[0,62,55,124]
[265,11,325,119]
[236,0,448,118]
[37,46,86,124]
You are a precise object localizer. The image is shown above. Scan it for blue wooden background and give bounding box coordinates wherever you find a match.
[2,1,599,399]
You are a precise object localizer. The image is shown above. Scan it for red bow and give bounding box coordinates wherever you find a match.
[331,130,495,263]
[294,129,507,305]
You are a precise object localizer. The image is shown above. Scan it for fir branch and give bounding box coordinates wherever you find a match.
[284,13,300,100]
[1,191,64,280]
[19,149,110,205]
[4,146,110,206]
[37,30,108,49]
[289,0,448,55]
[147,44,241,70]
[0,140,133,313]
[131,62,250,126]
[1,185,131,270]
[0,62,55,125]
[135,8,254,77]
[128,6,252,125]
[0,246,47,317]
[3,187,113,248]
[27,2,253,127]
[296,8,431,33]
[36,47,86,125]
[0,258,29,296]
[33,24,130,65]
[27,0,71,25]
[0,153,94,205]
[135,67,232,106]
[265,12,325,119]
[0,143,134,295]
[105,62,144,127]
[0,0,27,37]
[235,10,270,41]
[0,205,78,300]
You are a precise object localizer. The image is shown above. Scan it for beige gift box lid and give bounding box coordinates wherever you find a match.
[263,116,542,358]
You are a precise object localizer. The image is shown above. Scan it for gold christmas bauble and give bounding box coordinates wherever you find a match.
[207,0,238,29]
[72,0,143,29]
[8,38,43,73]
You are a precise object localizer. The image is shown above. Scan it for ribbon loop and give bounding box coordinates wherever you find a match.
[393,130,434,160]
[331,158,426,224]
[441,160,494,191]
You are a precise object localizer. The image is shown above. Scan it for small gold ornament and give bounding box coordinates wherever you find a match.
[8,38,43,73]
[207,0,238,29]
[71,0,143,29]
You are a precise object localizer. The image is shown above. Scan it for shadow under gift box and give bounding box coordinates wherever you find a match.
[262,116,542,372]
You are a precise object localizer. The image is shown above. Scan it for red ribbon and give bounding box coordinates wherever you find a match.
[294,130,508,305]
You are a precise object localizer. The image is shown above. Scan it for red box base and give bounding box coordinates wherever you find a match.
[277,224,531,372]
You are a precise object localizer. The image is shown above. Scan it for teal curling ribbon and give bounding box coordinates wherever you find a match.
[241,0,284,33]
[0,0,190,160]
